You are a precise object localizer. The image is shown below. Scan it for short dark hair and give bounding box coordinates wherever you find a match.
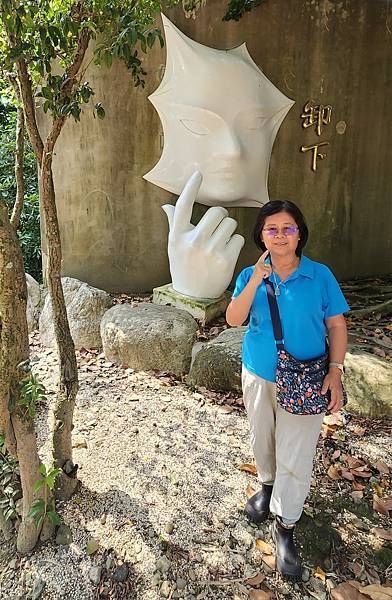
[253,200,309,257]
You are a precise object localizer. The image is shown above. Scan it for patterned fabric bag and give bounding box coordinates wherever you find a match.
[265,279,347,415]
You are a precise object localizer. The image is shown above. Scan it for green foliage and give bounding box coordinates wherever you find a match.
[222,0,267,21]
[17,374,47,420]
[7,372,47,419]
[0,92,41,280]
[28,463,62,529]
[0,433,22,522]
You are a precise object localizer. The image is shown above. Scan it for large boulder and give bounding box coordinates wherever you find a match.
[188,331,392,417]
[26,274,42,332]
[100,303,198,375]
[39,277,112,349]
[188,327,246,392]
[344,351,392,417]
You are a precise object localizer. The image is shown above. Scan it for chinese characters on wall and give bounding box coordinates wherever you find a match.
[300,100,333,171]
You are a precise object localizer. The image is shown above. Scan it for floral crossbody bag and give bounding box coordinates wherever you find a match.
[265,278,347,415]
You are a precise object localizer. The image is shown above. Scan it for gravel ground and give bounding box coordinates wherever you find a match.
[0,335,391,600]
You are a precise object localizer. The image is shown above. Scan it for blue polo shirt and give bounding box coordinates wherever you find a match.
[232,255,350,383]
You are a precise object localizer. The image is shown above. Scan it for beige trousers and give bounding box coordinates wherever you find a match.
[242,366,324,523]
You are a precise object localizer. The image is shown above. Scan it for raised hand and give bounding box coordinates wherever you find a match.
[162,171,245,299]
[251,250,272,285]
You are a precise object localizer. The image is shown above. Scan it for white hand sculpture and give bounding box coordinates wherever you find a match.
[162,171,245,299]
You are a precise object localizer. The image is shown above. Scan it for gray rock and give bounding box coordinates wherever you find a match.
[309,576,326,600]
[113,563,129,582]
[26,274,42,332]
[165,521,174,534]
[188,327,246,391]
[106,556,114,570]
[55,524,73,545]
[88,566,102,585]
[177,578,187,590]
[101,303,198,375]
[160,580,172,598]
[39,277,112,349]
[344,351,392,416]
[31,578,45,600]
[156,556,172,573]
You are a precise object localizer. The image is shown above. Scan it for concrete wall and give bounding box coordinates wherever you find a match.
[42,0,392,292]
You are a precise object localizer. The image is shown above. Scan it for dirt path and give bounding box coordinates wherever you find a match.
[0,335,391,600]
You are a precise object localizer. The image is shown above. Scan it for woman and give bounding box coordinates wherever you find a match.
[226,200,349,580]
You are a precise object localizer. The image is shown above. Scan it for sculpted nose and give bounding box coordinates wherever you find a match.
[215,127,242,159]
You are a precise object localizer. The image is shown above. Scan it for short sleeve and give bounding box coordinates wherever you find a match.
[322,267,350,318]
[232,267,252,299]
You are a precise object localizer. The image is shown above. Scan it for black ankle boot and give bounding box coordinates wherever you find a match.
[271,516,302,580]
[244,484,273,524]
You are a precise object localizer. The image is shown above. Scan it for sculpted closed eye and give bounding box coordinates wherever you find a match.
[179,119,210,136]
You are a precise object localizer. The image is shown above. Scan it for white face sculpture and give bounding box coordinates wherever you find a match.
[143,14,295,208]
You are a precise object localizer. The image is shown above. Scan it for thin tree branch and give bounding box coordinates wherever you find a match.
[8,75,26,231]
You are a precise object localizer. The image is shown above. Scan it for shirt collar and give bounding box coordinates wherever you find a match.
[297,255,314,279]
[265,254,314,280]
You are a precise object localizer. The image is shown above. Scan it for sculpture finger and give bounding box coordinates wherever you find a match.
[172,170,203,234]
[162,204,175,230]
[224,233,245,261]
[194,206,229,240]
[207,217,238,250]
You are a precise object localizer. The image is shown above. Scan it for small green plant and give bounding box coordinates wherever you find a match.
[28,463,62,530]
[223,0,267,21]
[8,373,47,420]
[0,433,22,522]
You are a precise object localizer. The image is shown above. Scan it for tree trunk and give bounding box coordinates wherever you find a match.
[0,200,53,554]
[40,148,79,501]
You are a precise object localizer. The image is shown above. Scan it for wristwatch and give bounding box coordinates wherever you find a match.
[329,361,345,374]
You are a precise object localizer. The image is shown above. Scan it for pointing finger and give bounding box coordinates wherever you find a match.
[162,204,175,230]
[172,170,203,234]
[261,249,270,263]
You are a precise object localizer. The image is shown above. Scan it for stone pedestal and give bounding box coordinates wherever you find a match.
[153,284,231,324]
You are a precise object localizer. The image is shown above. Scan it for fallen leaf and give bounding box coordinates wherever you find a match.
[352,481,366,491]
[332,450,341,460]
[245,572,266,586]
[218,405,235,413]
[261,554,276,571]
[353,426,367,436]
[240,463,258,476]
[249,589,274,600]
[255,539,273,555]
[324,413,344,426]
[375,460,390,475]
[314,566,327,582]
[373,495,390,516]
[359,584,392,599]
[246,484,256,498]
[347,456,365,470]
[349,561,364,577]
[351,469,372,478]
[328,464,342,480]
[330,581,365,600]
[321,423,337,439]
[351,491,364,502]
[342,468,355,481]
[372,527,392,541]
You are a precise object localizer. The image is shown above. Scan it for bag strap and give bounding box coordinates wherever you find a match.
[265,279,285,351]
